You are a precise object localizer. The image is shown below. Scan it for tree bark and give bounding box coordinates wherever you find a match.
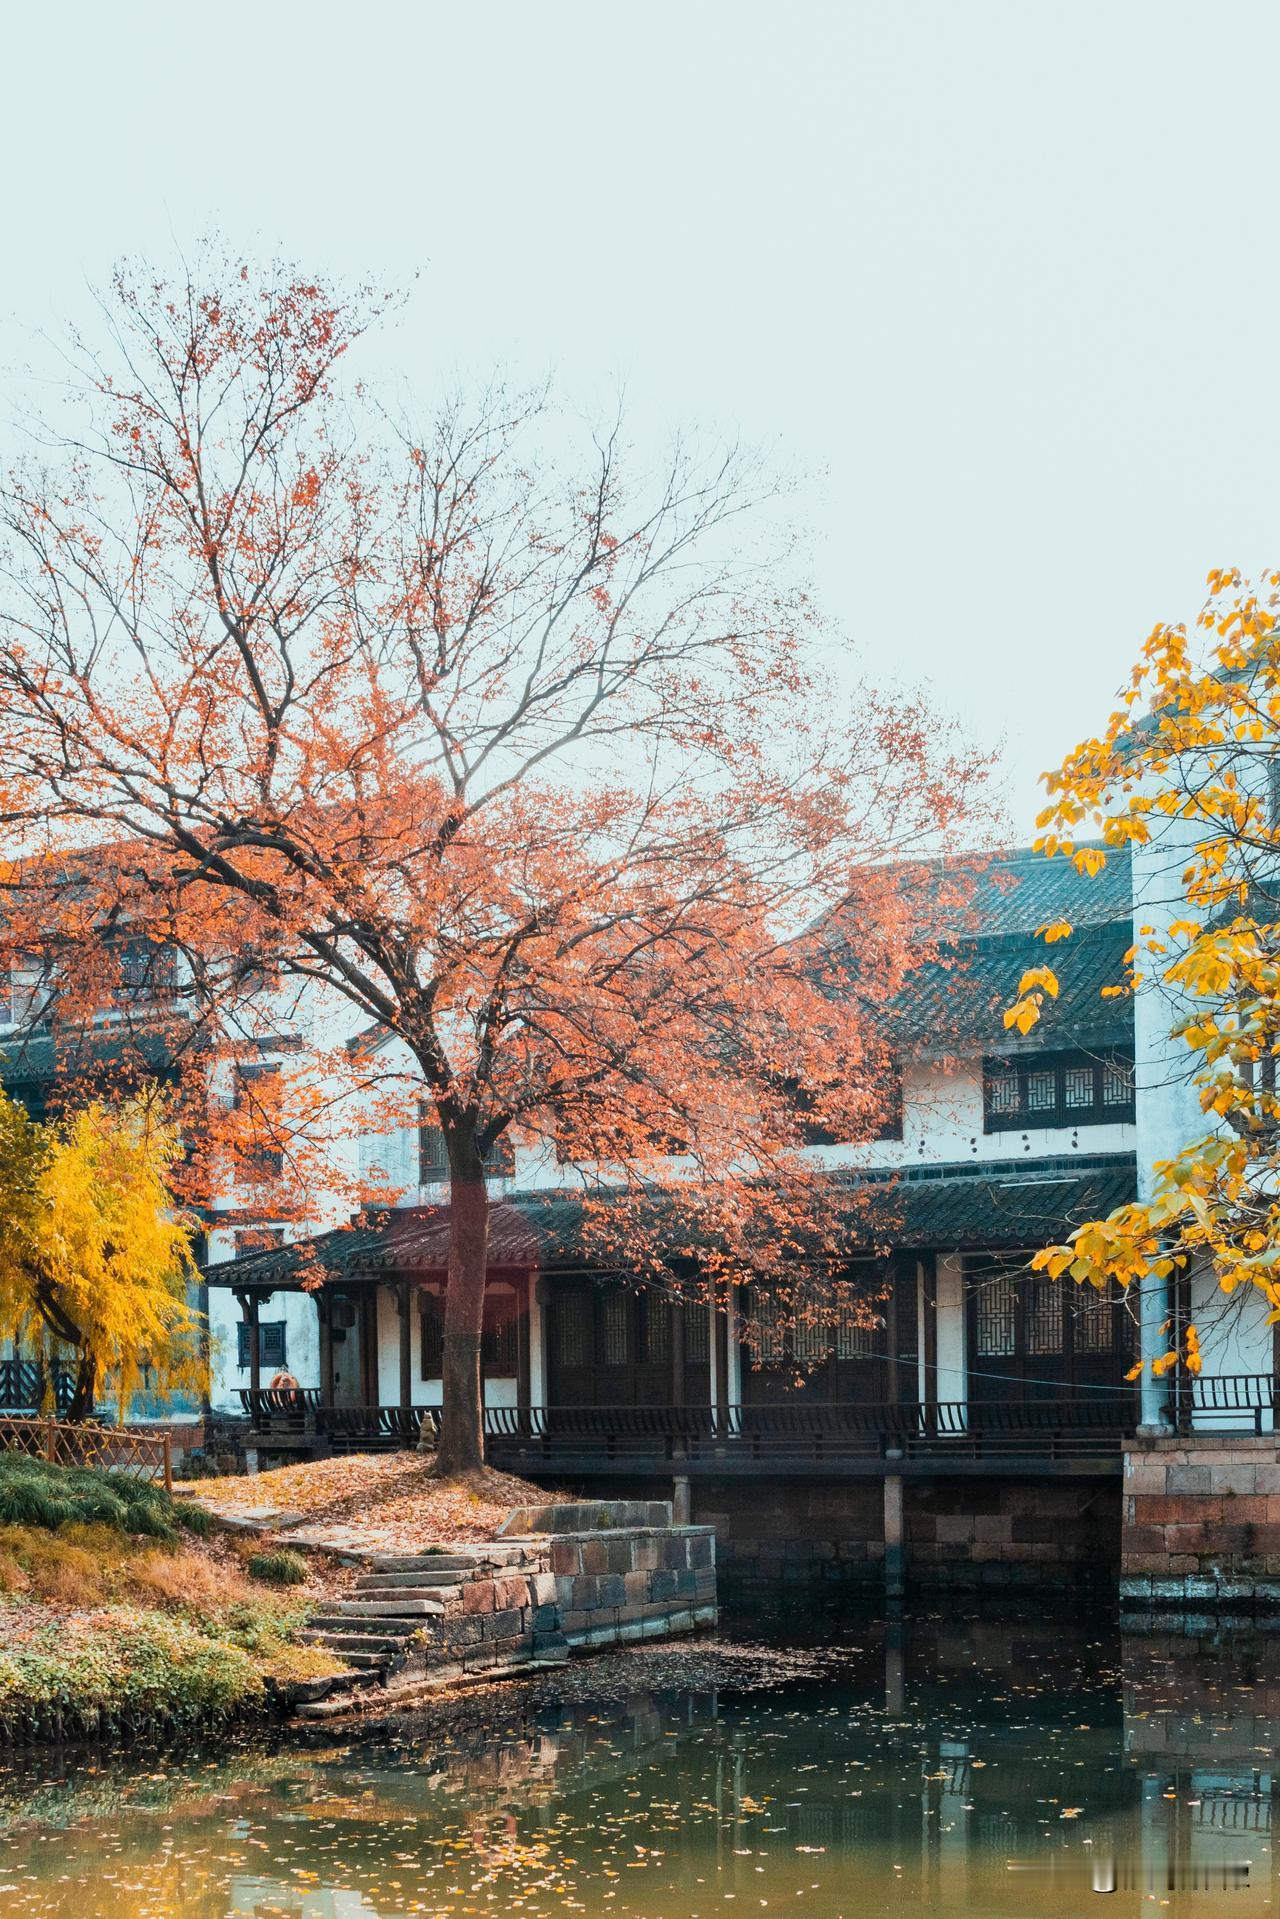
[67,1350,96,1423]
[435,1137,490,1476]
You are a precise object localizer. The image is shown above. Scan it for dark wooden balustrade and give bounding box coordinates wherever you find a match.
[236,1378,1278,1469]
[0,1360,76,1414]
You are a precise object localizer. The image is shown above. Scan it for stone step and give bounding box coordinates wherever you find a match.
[357,1569,465,1589]
[330,1598,444,1619]
[353,1584,457,1605]
[365,1554,478,1574]
[332,1649,394,1669]
[307,1615,420,1637]
[346,1586,452,1605]
[299,1629,407,1653]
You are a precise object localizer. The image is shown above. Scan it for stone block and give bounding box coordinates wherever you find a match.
[580,1539,610,1575]
[597,1573,627,1607]
[529,1572,558,1607]
[494,1574,530,1611]
[650,1569,679,1602]
[1165,1466,1213,1496]
[1209,1466,1259,1496]
[549,1539,581,1576]
[462,1578,496,1615]
[482,1607,526,1640]
[624,1569,650,1604]
[607,1536,637,1573]
[634,1535,661,1570]
[531,1603,559,1631]
[689,1534,715,1570]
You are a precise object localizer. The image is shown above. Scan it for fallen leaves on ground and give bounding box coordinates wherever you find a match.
[188,1453,553,1552]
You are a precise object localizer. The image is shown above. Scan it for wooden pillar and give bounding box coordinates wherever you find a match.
[921,1254,938,1434]
[362,1292,379,1406]
[884,1258,901,1406]
[318,1291,335,1408]
[398,1279,413,1412]
[671,1295,687,1409]
[516,1272,532,1430]
[714,1281,730,1429]
[237,1290,262,1398]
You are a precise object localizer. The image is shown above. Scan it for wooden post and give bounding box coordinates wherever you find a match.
[247,1293,262,1399]
[318,1292,335,1408]
[921,1254,938,1434]
[398,1280,413,1412]
[44,1415,56,1462]
[162,1428,173,1496]
[671,1297,687,1410]
[516,1273,532,1431]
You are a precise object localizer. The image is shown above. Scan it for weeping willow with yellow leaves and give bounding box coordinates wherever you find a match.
[0,1091,201,1419]
[1006,568,1280,1376]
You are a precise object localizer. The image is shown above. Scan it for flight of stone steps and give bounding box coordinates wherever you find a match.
[294,1552,474,1718]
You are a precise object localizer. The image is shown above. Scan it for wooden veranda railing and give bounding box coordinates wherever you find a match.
[0,1415,173,1491]
[236,1377,1280,1467]
[0,1360,75,1414]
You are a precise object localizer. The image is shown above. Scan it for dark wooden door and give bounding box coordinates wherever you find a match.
[546,1281,710,1409]
[964,1254,1132,1406]
[740,1259,910,1405]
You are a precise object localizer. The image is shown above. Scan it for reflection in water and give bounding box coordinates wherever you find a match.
[0,1609,1275,1916]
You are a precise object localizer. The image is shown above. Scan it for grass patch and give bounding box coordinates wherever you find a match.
[246,1549,309,1586]
[0,1462,344,1744]
[0,1451,206,1543]
[0,1610,265,1743]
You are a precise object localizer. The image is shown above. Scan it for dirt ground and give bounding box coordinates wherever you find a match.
[187,1453,556,1553]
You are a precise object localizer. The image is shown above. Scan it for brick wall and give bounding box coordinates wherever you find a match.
[691,1474,1118,1593]
[908,1480,1119,1590]
[1123,1434,1280,1613]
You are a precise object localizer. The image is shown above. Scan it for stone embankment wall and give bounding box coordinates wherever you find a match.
[691,1475,1119,1592]
[412,1523,718,1683]
[1123,1434,1280,1617]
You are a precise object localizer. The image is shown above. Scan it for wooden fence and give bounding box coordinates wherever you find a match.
[0,1415,173,1491]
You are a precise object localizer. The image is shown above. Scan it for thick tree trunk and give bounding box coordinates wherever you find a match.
[67,1350,96,1423]
[435,1142,490,1476]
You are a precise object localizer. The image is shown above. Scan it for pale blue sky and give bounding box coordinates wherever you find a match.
[5,1,1278,832]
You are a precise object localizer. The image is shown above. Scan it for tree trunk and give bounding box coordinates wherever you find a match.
[67,1350,96,1424]
[435,1136,490,1476]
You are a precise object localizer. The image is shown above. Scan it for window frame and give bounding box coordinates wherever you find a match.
[982,1049,1134,1133]
[237,1320,286,1370]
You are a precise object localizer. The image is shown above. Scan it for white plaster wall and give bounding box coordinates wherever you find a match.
[373,1282,519,1409]
[805,1058,1135,1175]
[1131,820,1211,1198]
[1189,1263,1273,1379]
[935,1252,967,1412]
[206,1282,321,1414]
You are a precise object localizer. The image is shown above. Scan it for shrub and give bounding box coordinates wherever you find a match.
[0,1610,266,1742]
[246,1549,309,1587]
[0,1452,186,1542]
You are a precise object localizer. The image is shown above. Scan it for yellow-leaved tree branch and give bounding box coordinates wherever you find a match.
[0,1091,201,1419]
[1022,567,1280,1377]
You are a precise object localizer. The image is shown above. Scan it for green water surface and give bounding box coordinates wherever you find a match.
[0,1608,1273,1917]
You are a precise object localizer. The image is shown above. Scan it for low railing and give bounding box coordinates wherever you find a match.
[0,1414,173,1490]
[236,1377,1280,1463]
[487,1399,1135,1465]
[1173,1373,1275,1434]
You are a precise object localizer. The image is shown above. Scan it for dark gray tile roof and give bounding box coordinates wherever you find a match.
[896,925,1133,1054]
[898,843,1132,940]
[205,1153,1136,1288]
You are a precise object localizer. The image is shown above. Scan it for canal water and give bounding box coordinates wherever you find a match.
[0,1604,1275,1917]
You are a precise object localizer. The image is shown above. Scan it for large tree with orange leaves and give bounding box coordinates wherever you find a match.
[0,248,991,1470]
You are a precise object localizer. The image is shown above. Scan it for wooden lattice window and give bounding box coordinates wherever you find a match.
[238,1321,286,1370]
[974,1269,1017,1357]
